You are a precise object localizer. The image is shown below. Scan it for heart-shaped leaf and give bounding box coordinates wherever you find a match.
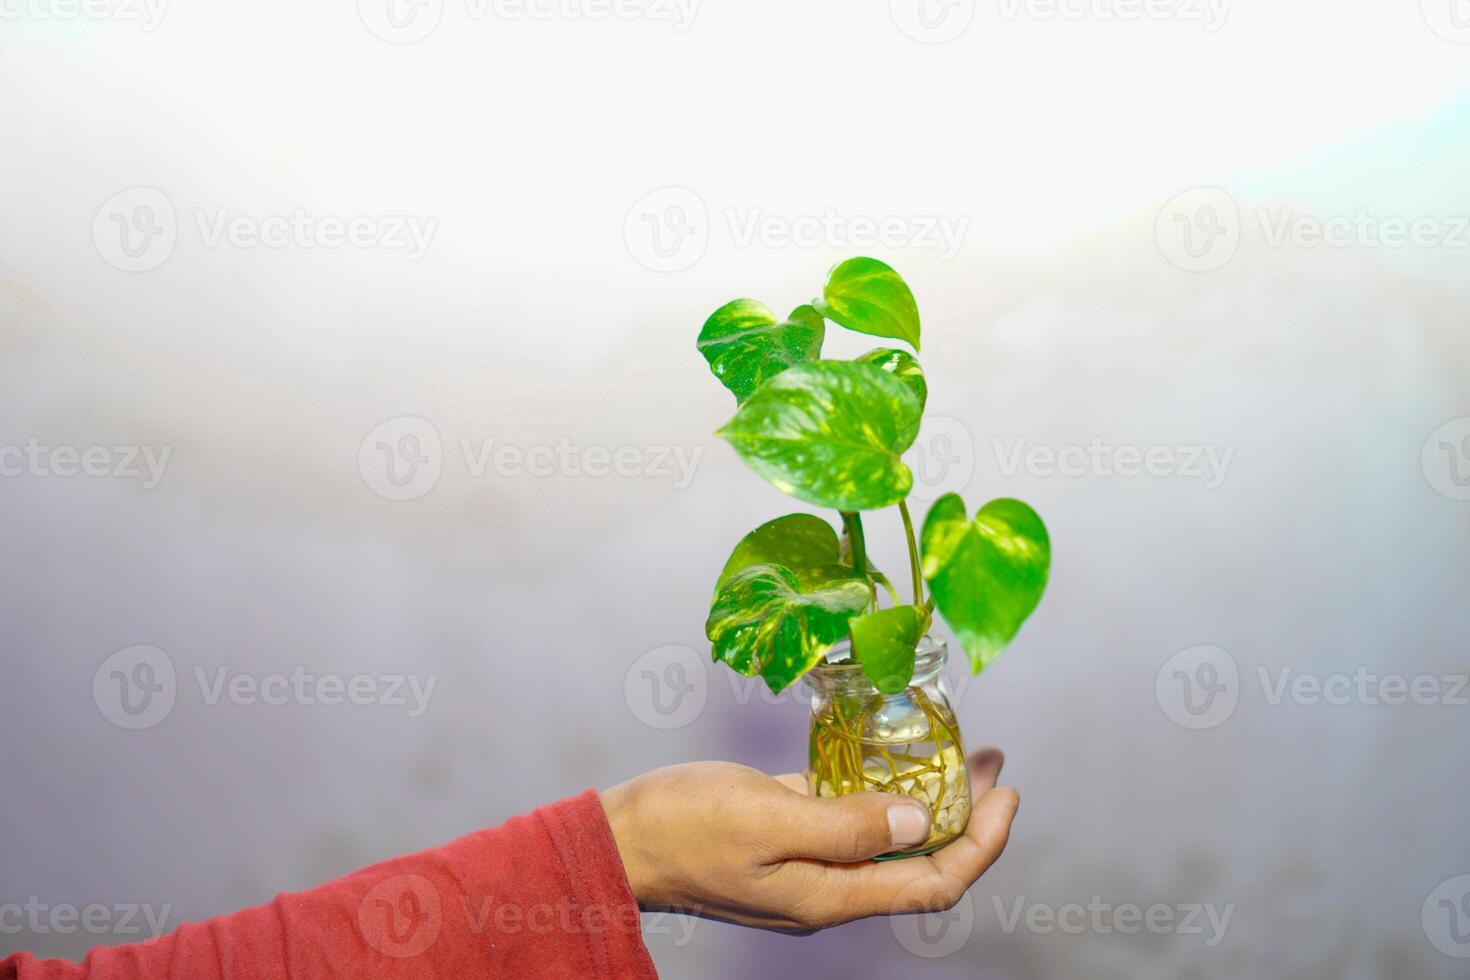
[850,605,928,694]
[706,563,871,692]
[698,300,825,403]
[716,513,841,591]
[814,257,921,352]
[921,494,1050,674]
[855,348,927,414]
[716,360,922,511]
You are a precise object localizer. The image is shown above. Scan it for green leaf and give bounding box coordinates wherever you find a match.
[850,606,927,694]
[716,513,840,591]
[814,257,921,352]
[855,348,927,414]
[697,300,825,403]
[711,515,876,677]
[716,361,922,511]
[921,494,1050,674]
[706,563,871,692]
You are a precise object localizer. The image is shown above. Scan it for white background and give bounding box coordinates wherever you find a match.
[3,1,1469,976]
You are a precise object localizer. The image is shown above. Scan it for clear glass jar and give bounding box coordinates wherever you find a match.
[803,636,971,859]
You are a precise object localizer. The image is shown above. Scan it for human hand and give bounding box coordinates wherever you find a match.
[600,748,1017,933]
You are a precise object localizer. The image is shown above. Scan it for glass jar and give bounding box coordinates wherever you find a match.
[803,636,971,859]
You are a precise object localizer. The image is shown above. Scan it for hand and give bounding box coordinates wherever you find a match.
[600,748,1017,933]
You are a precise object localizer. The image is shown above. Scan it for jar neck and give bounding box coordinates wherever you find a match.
[803,636,948,697]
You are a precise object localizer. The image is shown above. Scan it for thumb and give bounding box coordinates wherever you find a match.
[777,790,932,863]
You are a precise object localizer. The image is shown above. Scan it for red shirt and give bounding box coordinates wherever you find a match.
[2,790,658,979]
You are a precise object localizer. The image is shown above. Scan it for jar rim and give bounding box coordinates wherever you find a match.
[805,634,947,680]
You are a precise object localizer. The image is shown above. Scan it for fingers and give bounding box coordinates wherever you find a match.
[923,746,1013,881]
[821,782,1018,922]
[766,746,1015,930]
[798,748,1018,924]
[928,781,1020,885]
[967,746,1005,800]
[774,748,1005,869]
[776,790,933,864]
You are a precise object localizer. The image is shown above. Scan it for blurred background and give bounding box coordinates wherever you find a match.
[3,1,1469,977]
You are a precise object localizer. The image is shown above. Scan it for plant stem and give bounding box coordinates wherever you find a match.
[841,511,868,576]
[841,511,879,610]
[898,499,924,606]
[873,572,902,607]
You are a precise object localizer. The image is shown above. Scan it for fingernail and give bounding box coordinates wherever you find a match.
[887,803,930,846]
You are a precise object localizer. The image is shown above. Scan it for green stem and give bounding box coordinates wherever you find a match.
[841,511,879,610]
[898,499,924,606]
[872,571,902,608]
[841,511,868,577]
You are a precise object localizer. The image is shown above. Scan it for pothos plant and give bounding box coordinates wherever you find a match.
[698,257,1051,697]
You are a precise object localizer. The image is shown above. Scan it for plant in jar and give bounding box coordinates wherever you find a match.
[696,257,1052,858]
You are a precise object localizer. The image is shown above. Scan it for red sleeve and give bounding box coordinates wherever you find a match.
[2,790,658,980]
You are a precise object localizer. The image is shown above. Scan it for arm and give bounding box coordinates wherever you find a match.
[4,749,1016,977]
[1,790,656,980]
